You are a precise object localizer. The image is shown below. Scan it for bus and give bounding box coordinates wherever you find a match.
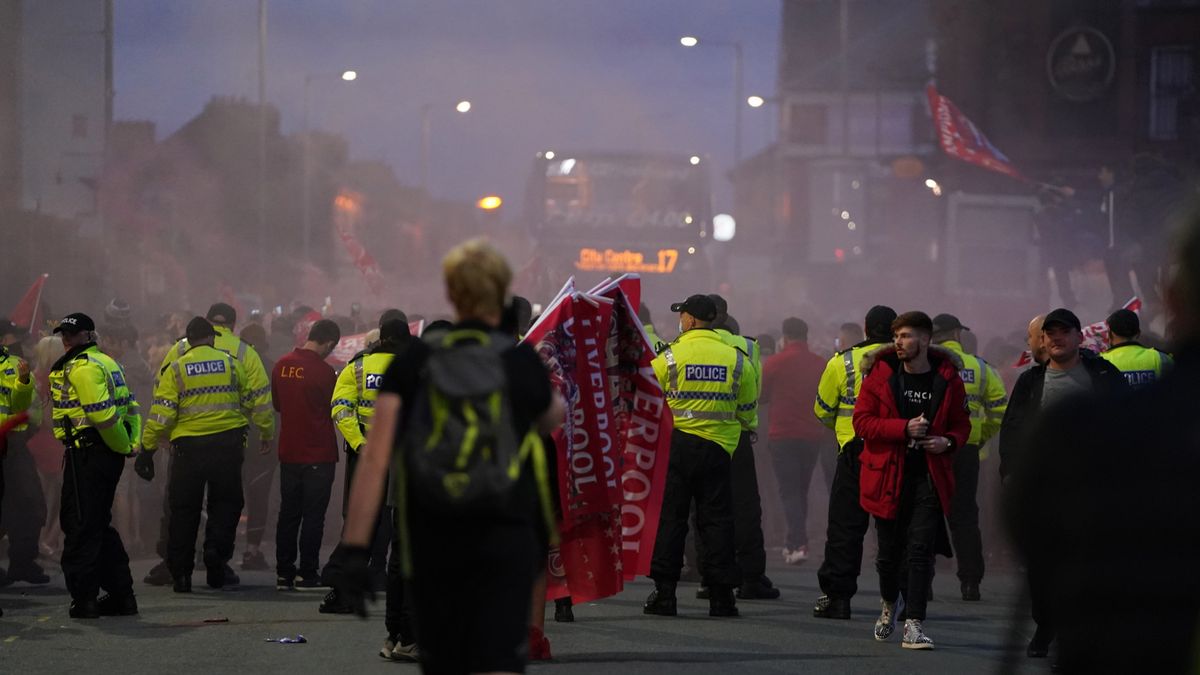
[522,150,714,314]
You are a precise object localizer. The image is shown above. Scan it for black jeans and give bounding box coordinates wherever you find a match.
[769,437,825,550]
[385,507,414,644]
[167,428,246,577]
[650,429,740,588]
[875,468,942,622]
[60,442,134,602]
[275,461,335,579]
[948,443,984,583]
[2,434,46,571]
[817,439,870,599]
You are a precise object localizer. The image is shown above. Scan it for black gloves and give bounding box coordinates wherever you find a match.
[328,545,374,618]
[135,451,155,482]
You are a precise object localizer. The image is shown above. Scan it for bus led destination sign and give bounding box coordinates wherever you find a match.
[575,247,680,274]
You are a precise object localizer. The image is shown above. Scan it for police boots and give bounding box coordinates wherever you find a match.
[708,585,739,617]
[643,581,678,616]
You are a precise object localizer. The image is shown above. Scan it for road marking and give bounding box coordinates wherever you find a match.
[4,636,17,643]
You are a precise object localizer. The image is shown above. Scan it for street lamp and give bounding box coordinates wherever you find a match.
[746,95,766,108]
[679,35,744,163]
[301,69,357,266]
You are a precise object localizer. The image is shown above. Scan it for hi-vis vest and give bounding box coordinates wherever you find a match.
[0,348,34,431]
[1100,342,1173,390]
[158,325,272,431]
[814,340,886,451]
[715,328,762,432]
[142,344,266,449]
[940,340,1007,447]
[653,329,755,455]
[50,345,140,454]
[331,350,395,451]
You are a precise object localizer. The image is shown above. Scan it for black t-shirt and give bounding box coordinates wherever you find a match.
[378,320,554,526]
[898,369,935,474]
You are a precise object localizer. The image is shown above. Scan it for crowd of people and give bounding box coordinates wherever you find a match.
[0,208,1198,673]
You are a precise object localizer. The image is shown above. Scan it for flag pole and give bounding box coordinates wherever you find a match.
[29,273,48,333]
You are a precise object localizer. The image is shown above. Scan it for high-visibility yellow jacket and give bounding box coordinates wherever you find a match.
[644,324,667,355]
[158,324,271,429]
[715,328,762,432]
[653,329,756,455]
[0,347,35,431]
[1100,341,1173,390]
[331,348,397,452]
[939,340,1007,447]
[813,340,888,451]
[49,344,140,454]
[143,343,273,450]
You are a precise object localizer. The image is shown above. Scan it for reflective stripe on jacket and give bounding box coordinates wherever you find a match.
[49,344,138,454]
[1100,342,1173,390]
[142,344,259,449]
[940,340,1008,446]
[813,340,886,451]
[653,329,754,454]
[331,351,395,451]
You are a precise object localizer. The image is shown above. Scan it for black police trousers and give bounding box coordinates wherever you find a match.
[2,434,47,572]
[60,440,134,602]
[322,446,390,584]
[167,428,246,578]
[694,431,768,582]
[948,443,984,583]
[650,429,740,588]
[817,439,870,599]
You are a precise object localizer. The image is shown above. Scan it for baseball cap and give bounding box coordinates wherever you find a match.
[0,318,26,338]
[379,318,410,342]
[932,313,970,333]
[1042,308,1082,332]
[206,302,237,325]
[670,295,718,322]
[1106,308,1140,338]
[185,316,218,341]
[53,312,96,334]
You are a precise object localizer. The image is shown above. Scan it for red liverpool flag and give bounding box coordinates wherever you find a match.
[927,83,1028,182]
[10,273,49,332]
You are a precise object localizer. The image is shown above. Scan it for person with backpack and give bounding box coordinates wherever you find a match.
[332,239,563,675]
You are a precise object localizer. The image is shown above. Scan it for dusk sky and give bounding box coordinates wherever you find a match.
[113,1,782,211]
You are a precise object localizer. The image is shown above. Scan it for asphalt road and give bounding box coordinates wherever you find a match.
[1,553,1052,674]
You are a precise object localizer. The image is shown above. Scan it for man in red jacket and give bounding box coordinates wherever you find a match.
[852,311,970,651]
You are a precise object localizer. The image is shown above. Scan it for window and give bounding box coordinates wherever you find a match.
[71,114,88,139]
[1149,46,1195,141]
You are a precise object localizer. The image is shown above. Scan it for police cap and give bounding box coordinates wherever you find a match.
[670,295,717,322]
[53,312,96,334]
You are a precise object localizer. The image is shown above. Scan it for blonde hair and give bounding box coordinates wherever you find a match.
[442,238,512,320]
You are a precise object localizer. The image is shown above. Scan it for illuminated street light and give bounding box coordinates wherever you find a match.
[679,35,744,162]
[689,155,701,165]
[746,95,765,108]
[477,195,503,210]
[545,150,556,160]
[713,213,736,242]
[341,70,357,81]
[680,36,699,47]
[455,100,472,113]
[302,68,358,265]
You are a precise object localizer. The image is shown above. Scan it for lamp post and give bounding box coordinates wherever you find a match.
[680,36,744,164]
[301,69,357,266]
[418,99,472,198]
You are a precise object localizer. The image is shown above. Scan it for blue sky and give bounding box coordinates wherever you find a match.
[113,1,781,210]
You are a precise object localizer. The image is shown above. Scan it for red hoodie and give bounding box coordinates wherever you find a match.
[852,345,971,520]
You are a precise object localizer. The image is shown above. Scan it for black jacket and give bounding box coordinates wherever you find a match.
[997,350,1129,480]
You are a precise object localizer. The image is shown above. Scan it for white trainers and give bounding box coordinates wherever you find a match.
[902,618,934,650]
[782,546,808,565]
[874,599,898,641]
[380,636,419,662]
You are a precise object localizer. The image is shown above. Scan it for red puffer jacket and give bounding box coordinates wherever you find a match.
[852,345,971,520]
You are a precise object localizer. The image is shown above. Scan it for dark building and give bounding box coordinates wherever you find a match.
[732,0,1199,324]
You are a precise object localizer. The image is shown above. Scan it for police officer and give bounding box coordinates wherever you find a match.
[932,313,1007,601]
[139,317,275,592]
[812,305,896,619]
[327,317,416,658]
[49,313,141,618]
[706,296,777,600]
[0,318,36,603]
[1100,308,1173,390]
[644,294,756,619]
[144,302,273,586]
[638,305,667,354]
